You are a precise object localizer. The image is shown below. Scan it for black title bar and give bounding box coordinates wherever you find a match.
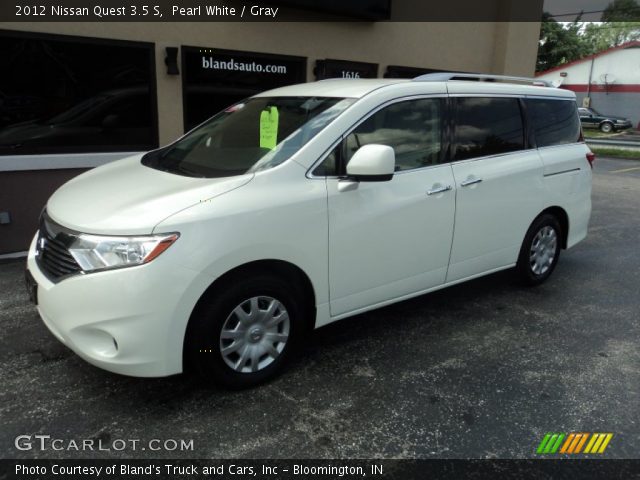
[2,459,640,480]
[0,0,554,22]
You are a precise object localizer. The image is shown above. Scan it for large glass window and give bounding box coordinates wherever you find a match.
[526,99,581,147]
[344,98,443,172]
[453,97,524,161]
[0,31,157,156]
[143,96,354,178]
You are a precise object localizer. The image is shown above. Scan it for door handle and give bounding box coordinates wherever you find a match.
[426,185,452,196]
[460,177,483,187]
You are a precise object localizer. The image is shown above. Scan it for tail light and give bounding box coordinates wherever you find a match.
[586,152,595,169]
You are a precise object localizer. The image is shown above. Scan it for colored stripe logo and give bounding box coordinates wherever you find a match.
[537,433,613,454]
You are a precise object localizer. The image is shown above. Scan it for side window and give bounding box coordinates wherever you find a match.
[453,97,524,161]
[527,99,581,147]
[344,98,443,172]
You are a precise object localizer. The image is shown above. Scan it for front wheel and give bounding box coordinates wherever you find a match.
[516,214,562,286]
[185,274,304,388]
[600,122,614,133]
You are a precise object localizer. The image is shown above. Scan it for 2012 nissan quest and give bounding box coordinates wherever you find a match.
[26,74,593,387]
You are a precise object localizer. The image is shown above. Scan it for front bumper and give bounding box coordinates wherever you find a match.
[26,234,212,377]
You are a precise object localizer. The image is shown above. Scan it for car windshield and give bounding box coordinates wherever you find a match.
[142,96,355,178]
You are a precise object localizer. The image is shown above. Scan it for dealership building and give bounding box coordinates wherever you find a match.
[0,8,542,256]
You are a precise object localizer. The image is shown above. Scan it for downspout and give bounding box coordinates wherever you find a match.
[586,56,595,102]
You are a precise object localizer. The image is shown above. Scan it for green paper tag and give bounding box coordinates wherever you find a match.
[260,106,279,150]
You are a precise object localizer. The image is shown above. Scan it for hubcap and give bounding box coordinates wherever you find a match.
[529,226,558,276]
[219,296,290,373]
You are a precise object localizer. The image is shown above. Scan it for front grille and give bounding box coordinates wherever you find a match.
[36,214,82,281]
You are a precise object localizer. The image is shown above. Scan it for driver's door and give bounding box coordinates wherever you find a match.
[322,98,456,317]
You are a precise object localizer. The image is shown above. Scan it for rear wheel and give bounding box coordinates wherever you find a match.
[185,274,304,388]
[516,214,562,286]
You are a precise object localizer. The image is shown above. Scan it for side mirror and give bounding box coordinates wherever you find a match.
[346,144,395,182]
[102,114,119,129]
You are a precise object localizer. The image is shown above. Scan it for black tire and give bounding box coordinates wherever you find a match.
[516,214,562,286]
[600,122,614,133]
[185,273,305,389]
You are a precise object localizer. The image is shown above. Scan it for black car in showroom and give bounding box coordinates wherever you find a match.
[578,107,633,133]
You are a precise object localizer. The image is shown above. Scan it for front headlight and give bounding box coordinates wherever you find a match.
[68,232,179,272]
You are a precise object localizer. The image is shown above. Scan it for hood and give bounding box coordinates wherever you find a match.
[46,155,253,234]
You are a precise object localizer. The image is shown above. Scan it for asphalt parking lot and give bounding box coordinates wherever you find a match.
[1,157,639,460]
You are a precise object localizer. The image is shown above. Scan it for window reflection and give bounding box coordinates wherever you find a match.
[527,99,580,147]
[345,99,443,171]
[453,97,524,161]
[0,32,156,155]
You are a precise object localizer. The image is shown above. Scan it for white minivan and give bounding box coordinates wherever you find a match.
[26,74,593,387]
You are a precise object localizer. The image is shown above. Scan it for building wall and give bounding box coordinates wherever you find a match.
[0,169,87,253]
[537,47,640,87]
[0,20,541,254]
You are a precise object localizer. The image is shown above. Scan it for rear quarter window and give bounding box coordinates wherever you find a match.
[526,98,581,147]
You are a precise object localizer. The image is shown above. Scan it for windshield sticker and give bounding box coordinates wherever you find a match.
[260,106,279,150]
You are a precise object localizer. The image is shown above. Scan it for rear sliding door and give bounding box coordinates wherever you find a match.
[447,96,546,282]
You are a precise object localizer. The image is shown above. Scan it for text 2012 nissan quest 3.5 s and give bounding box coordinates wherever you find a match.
[26,73,593,388]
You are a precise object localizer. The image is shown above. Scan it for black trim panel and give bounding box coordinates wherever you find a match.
[543,167,581,178]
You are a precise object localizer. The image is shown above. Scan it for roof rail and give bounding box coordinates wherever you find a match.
[412,72,552,87]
